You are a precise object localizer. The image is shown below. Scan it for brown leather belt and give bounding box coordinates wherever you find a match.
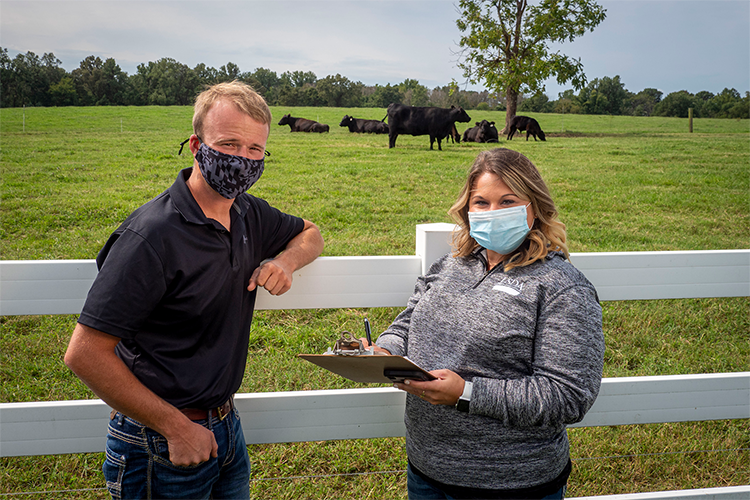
[180,397,233,422]
[108,397,234,425]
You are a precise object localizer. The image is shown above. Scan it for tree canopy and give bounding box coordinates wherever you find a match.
[455,0,606,130]
[1,47,747,119]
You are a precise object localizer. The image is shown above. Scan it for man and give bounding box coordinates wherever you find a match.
[65,81,324,499]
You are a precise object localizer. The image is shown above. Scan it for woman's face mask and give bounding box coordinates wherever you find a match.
[468,203,532,255]
[195,143,264,199]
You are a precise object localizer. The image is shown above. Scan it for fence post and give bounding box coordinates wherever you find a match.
[415,223,455,275]
[689,108,694,132]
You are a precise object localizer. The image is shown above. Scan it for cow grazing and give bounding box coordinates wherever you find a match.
[339,115,389,134]
[443,123,461,144]
[506,115,546,141]
[386,104,471,150]
[278,114,329,133]
[462,120,499,143]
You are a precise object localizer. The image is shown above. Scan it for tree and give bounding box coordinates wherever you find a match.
[316,74,363,107]
[704,88,745,118]
[576,75,628,115]
[130,58,200,105]
[626,88,662,116]
[251,68,280,92]
[429,83,466,108]
[398,79,430,106]
[367,84,403,108]
[219,62,242,81]
[49,76,77,106]
[71,56,129,105]
[518,92,553,112]
[0,50,65,107]
[193,63,220,86]
[281,70,317,88]
[653,90,696,118]
[554,89,581,113]
[455,0,606,131]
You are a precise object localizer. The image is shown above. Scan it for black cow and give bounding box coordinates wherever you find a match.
[278,114,329,133]
[442,123,461,144]
[463,120,499,143]
[339,115,389,134]
[386,104,471,150]
[507,115,546,141]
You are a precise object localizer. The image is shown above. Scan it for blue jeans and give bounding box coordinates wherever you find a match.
[407,464,566,500]
[103,408,250,499]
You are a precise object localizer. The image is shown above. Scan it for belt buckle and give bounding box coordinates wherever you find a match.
[217,403,229,421]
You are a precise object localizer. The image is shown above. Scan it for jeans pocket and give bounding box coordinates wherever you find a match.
[149,433,204,471]
[102,443,126,500]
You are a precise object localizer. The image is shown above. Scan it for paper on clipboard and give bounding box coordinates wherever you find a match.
[298,353,432,384]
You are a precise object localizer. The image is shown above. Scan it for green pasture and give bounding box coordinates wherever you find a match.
[0,106,748,498]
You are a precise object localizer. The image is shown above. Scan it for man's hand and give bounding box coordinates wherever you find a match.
[165,419,219,466]
[247,219,324,296]
[248,259,293,295]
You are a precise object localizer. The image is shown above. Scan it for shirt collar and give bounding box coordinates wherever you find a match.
[169,167,249,225]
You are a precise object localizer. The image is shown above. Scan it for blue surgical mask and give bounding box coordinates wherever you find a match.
[195,143,264,199]
[468,203,532,255]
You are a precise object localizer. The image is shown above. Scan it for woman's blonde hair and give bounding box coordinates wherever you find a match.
[192,80,272,138]
[448,148,569,271]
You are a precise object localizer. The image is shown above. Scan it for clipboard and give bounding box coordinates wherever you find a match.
[298,353,433,384]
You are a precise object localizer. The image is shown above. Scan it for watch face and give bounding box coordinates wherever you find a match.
[457,398,470,412]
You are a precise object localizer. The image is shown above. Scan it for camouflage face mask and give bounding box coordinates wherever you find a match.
[194,143,264,199]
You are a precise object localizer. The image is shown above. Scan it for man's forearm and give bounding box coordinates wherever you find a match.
[65,324,191,438]
[275,219,324,273]
[64,323,217,465]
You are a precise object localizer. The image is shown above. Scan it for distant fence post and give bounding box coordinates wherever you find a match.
[689,108,694,132]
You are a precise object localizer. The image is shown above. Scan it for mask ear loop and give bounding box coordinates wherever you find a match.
[178,136,205,155]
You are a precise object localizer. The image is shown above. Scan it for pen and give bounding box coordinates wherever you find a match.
[364,317,372,345]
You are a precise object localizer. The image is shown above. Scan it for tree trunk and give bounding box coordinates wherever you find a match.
[502,87,519,136]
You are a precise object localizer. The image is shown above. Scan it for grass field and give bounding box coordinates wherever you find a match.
[0,106,748,498]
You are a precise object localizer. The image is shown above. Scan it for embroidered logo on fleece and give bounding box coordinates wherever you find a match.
[493,277,523,296]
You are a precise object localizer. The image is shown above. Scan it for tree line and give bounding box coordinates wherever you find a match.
[2,48,747,119]
[519,75,749,119]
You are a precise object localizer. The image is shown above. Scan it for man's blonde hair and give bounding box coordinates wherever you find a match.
[448,148,569,271]
[192,80,272,138]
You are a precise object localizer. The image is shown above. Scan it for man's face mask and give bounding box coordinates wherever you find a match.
[194,142,265,199]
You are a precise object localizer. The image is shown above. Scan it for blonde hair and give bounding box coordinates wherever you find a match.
[192,80,272,138]
[448,148,569,271]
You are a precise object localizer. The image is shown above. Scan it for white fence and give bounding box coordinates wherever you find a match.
[1,224,748,499]
[2,372,748,458]
[3,223,749,316]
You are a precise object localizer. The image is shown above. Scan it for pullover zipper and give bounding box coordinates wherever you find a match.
[472,252,503,289]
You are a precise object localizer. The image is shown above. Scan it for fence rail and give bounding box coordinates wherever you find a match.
[2,224,749,316]
[1,372,748,458]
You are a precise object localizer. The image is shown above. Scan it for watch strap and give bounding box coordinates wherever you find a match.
[455,381,473,412]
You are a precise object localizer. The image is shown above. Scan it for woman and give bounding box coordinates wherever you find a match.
[370,148,605,499]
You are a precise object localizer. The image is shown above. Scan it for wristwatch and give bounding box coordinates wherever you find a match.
[455,381,473,412]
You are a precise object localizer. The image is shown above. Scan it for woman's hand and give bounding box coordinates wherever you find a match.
[394,369,465,406]
[360,338,392,355]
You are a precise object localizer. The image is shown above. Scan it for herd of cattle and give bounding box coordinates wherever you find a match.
[277,105,546,150]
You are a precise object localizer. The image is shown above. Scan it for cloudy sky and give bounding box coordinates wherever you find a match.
[2,0,748,99]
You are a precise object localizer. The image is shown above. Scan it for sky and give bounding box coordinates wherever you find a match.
[1,0,748,99]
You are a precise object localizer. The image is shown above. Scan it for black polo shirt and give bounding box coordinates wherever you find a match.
[78,168,304,409]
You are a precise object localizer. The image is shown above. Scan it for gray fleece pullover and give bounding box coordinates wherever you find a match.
[376,250,604,491]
